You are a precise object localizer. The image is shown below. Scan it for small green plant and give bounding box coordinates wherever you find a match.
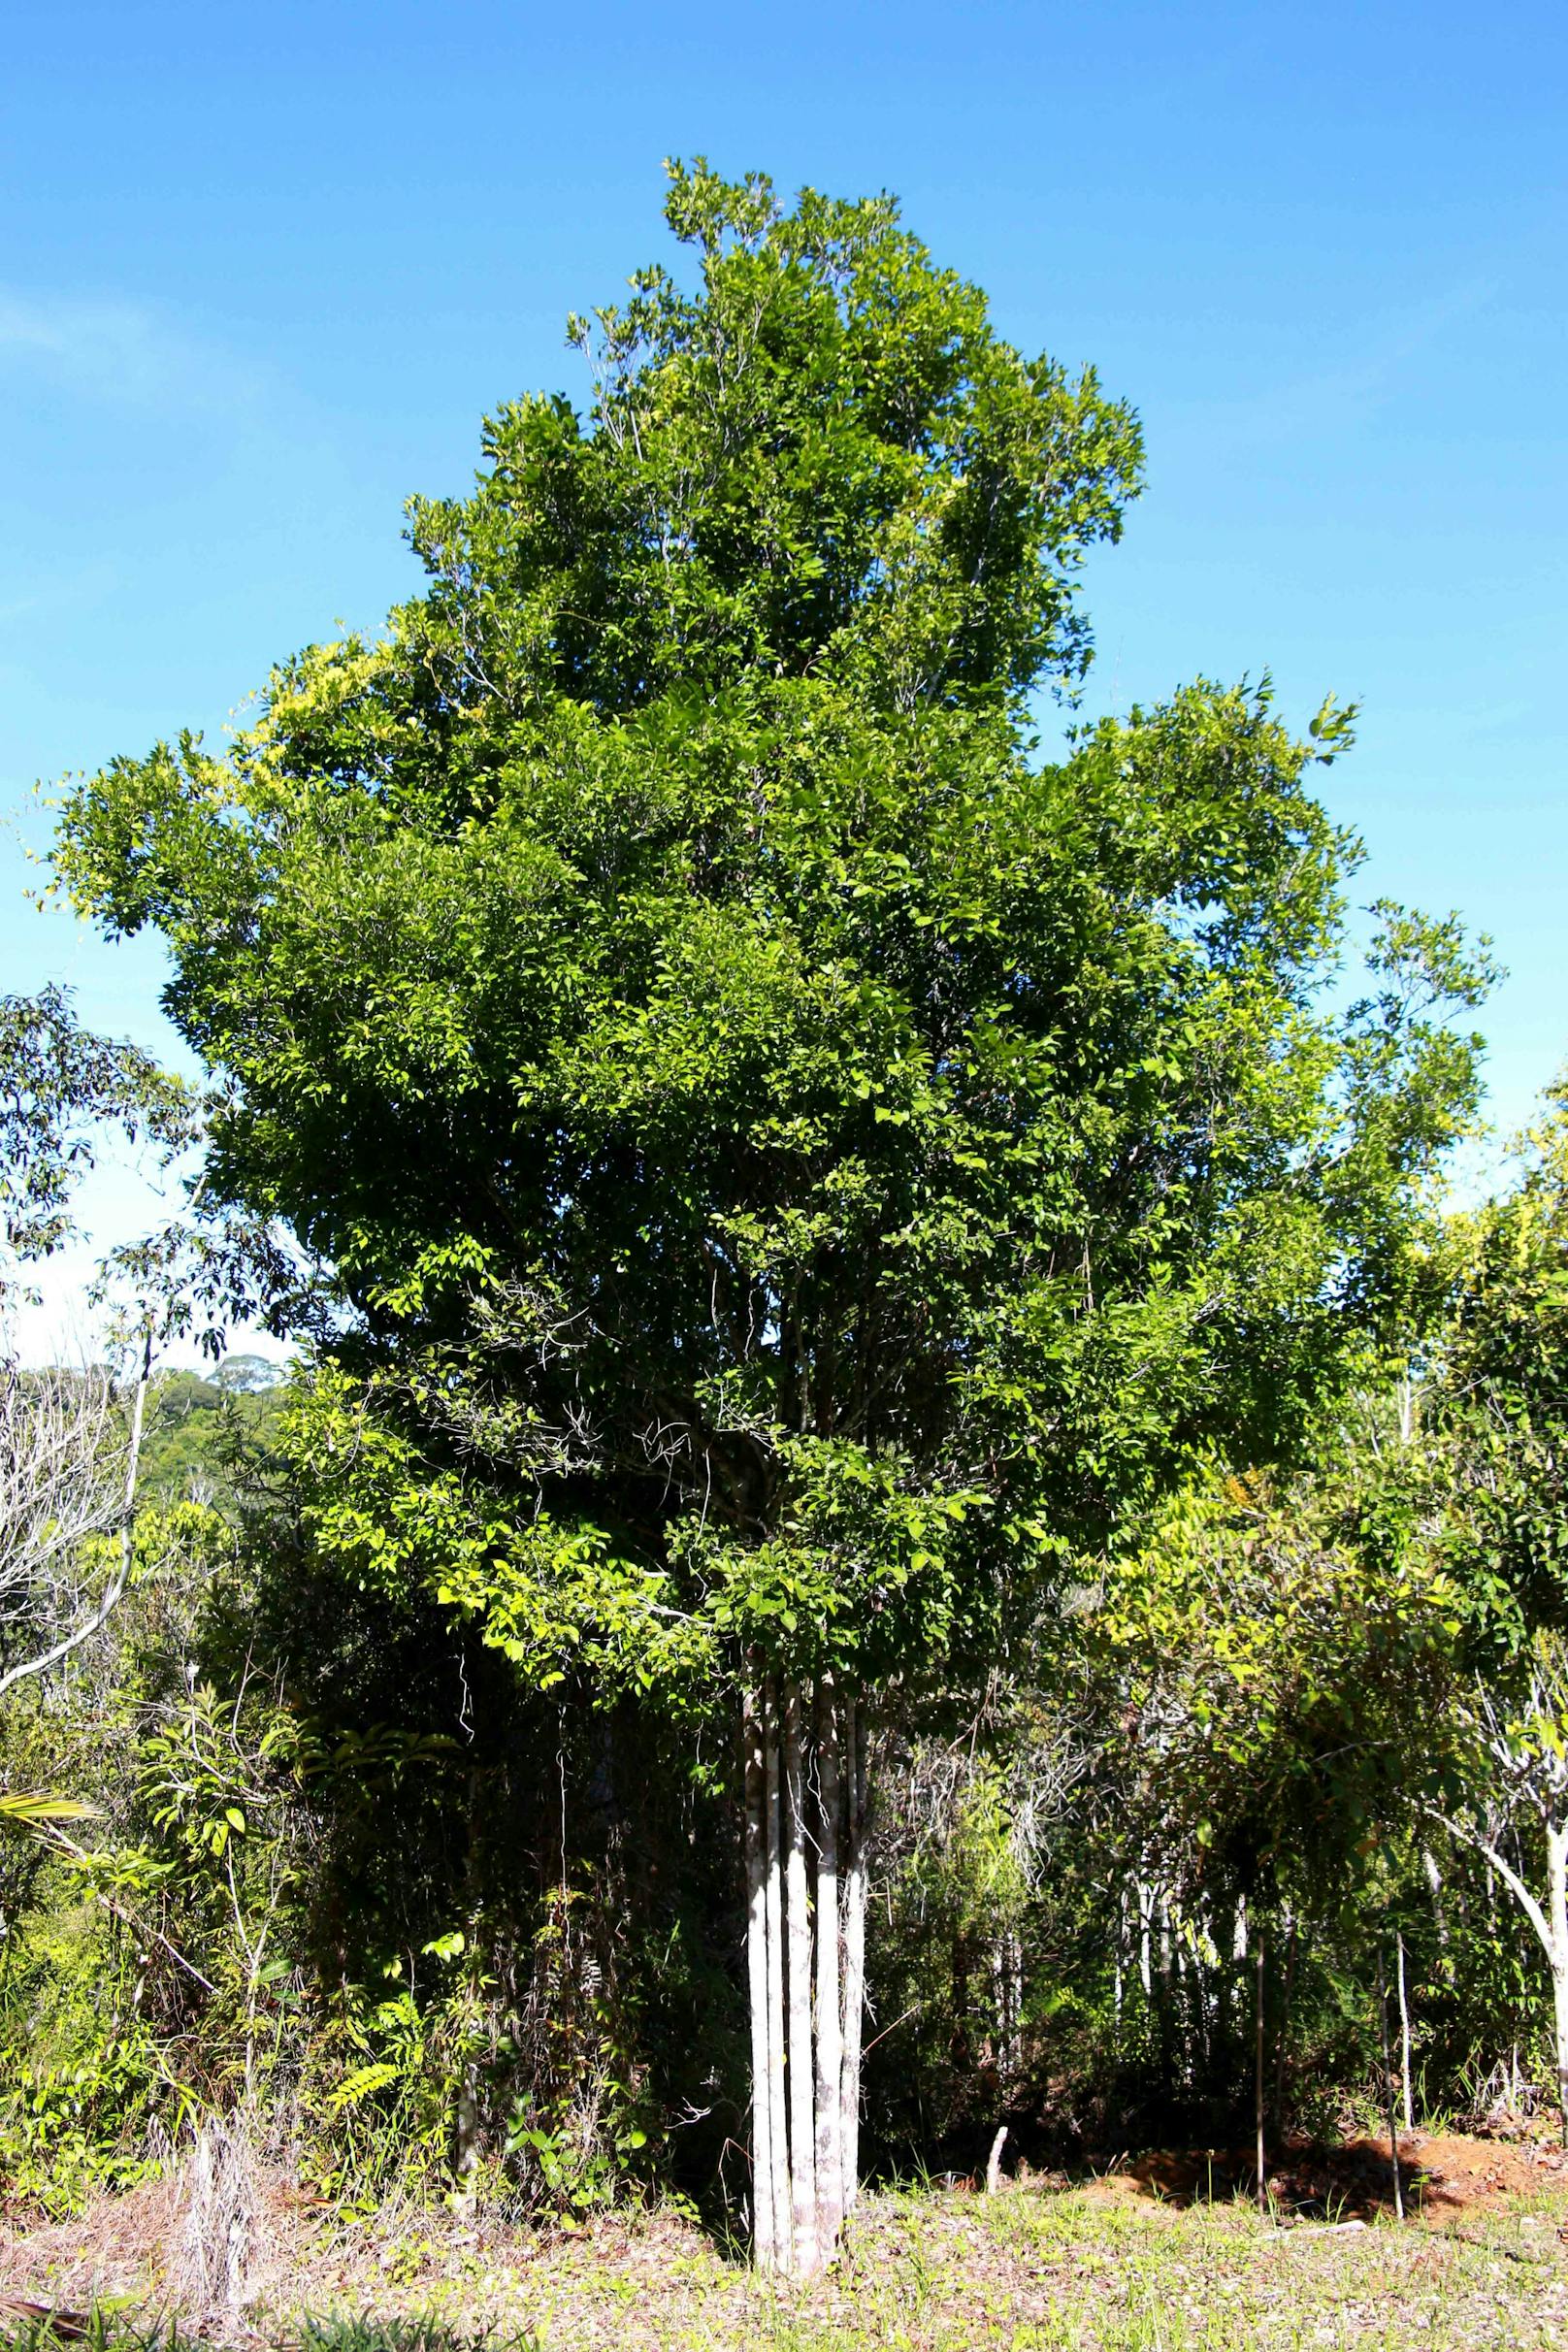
[0,2317,190,2352]
[0,2324,541,2352]
[301,2322,541,2352]
[0,2035,176,2216]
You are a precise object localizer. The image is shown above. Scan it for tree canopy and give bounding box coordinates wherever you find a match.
[52,163,1489,1725]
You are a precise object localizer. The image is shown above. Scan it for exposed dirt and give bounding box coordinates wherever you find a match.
[1081,2129,1568,2223]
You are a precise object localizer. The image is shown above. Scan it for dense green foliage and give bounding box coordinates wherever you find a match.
[3,165,1562,2249]
[53,164,1484,1736]
[1438,1100,1568,1631]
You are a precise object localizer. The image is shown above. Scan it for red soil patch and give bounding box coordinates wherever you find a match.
[1083,2130,1568,2222]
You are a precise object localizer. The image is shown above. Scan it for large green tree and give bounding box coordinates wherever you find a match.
[54,161,1486,2269]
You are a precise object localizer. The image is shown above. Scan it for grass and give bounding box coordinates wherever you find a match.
[5,2171,1568,2351]
[0,2325,541,2352]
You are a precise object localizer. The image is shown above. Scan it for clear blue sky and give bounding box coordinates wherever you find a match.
[3,0,1565,1355]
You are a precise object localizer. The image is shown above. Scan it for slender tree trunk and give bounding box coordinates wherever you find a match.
[743,1676,776,2269]
[1254,1932,1267,2216]
[118,1335,151,1571]
[782,1679,818,2270]
[1421,1846,1450,1950]
[452,2069,480,2213]
[1273,1912,1297,2137]
[1395,1932,1414,2133]
[840,1694,868,2215]
[744,1677,869,2272]
[1190,1922,1210,2067]
[990,1937,1005,2072]
[813,1677,844,2264]
[1175,1926,1192,2084]
[1376,1947,1405,2220]
[1114,1888,1126,2027]
[1154,1885,1174,2083]
[1548,1820,1568,2147]
[987,1922,1022,2081]
[763,1677,793,2265]
[1552,1969,1568,2151]
[1005,1927,1023,2077]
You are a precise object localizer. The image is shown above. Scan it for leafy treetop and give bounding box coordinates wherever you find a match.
[53,164,1490,1713]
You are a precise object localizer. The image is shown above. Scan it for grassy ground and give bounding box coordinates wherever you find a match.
[335,2181,1568,2352]
[7,2150,1568,2350]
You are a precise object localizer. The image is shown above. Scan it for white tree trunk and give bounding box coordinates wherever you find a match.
[1549,1820,1568,2144]
[743,1678,776,2269]
[783,1679,819,2271]
[1253,1933,1266,2215]
[1114,1887,1126,2025]
[839,1694,868,2214]
[1376,1945,1405,2220]
[1421,1846,1449,1947]
[743,1676,870,2271]
[1395,1932,1414,2132]
[1274,1911,1297,2130]
[763,1677,793,2264]
[813,1677,844,2263]
[1005,1927,1023,2077]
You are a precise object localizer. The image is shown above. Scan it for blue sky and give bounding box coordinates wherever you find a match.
[3,0,1564,1356]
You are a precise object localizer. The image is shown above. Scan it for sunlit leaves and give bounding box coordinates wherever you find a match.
[49,165,1491,1742]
